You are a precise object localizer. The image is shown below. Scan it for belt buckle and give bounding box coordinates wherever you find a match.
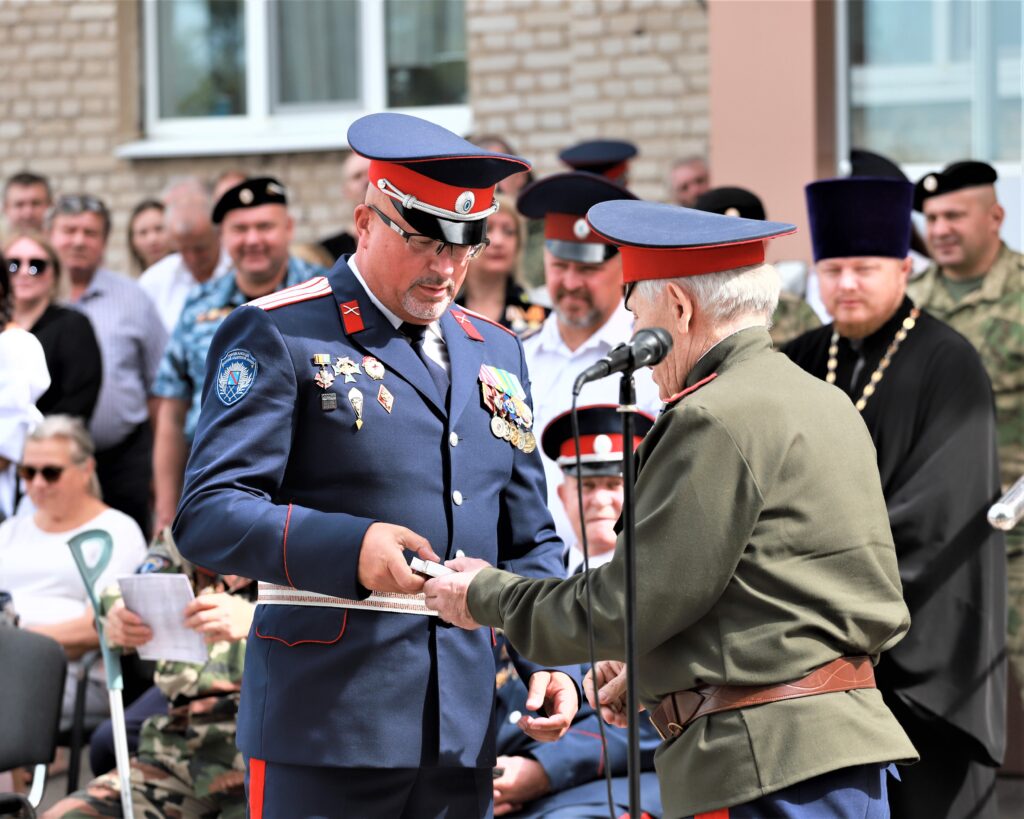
[649,714,684,741]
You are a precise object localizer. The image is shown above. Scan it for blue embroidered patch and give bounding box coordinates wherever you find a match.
[216,349,258,406]
[137,557,171,574]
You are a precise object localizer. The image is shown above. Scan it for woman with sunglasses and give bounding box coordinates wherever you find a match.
[0,415,146,728]
[5,232,101,421]
[0,249,49,519]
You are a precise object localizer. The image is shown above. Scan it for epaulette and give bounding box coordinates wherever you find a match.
[248,277,332,311]
[456,305,516,337]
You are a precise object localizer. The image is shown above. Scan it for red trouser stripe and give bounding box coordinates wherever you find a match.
[248,758,266,819]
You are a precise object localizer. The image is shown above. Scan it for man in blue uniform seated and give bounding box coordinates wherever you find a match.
[492,405,662,818]
[172,112,579,819]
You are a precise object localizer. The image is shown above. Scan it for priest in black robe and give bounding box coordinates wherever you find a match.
[784,176,1007,819]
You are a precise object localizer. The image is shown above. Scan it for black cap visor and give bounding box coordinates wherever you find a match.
[395,201,488,246]
[546,239,618,264]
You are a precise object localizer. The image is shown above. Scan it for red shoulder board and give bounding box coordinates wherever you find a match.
[665,373,718,405]
[249,277,332,311]
[453,306,514,339]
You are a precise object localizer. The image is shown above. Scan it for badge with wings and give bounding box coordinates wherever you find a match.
[216,349,258,406]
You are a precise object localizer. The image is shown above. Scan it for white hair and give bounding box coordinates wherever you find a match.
[27,414,102,499]
[634,262,781,326]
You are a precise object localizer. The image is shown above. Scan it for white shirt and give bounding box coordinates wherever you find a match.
[566,543,616,576]
[0,328,49,518]
[0,507,147,726]
[138,249,232,334]
[523,303,662,550]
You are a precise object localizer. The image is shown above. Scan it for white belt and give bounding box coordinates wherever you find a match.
[257,582,438,616]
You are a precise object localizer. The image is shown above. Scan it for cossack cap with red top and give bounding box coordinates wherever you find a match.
[558,139,637,185]
[586,200,796,283]
[516,172,638,264]
[541,404,656,477]
[346,112,530,247]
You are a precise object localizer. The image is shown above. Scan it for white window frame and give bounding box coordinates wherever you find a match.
[117,0,471,159]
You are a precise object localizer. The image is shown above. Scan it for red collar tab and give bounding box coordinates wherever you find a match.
[620,241,768,283]
[369,160,495,218]
[665,372,718,405]
[450,309,484,341]
[340,300,364,334]
[545,213,611,245]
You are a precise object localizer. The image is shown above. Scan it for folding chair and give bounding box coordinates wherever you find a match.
[0,627,66,818]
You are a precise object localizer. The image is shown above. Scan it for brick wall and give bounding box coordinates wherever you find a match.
[0,0,708,273]
[466,0,709,202]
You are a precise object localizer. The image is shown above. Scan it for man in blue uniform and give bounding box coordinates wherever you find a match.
[173,113,578,818]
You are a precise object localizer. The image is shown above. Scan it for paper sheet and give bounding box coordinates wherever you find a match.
[117,574,208,664]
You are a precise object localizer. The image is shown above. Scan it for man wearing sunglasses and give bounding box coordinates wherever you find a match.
[48,192,166,536]
[174,113,578,818]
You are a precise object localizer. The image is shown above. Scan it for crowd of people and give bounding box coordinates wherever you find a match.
[0,114,1018,819]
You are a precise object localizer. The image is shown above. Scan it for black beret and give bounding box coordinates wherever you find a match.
[850,149,909,182]
[913,161,997,211]
[694,186,766,221]
[212,177,288,224]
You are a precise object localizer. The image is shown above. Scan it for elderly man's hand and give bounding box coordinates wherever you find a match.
[493,755,552,816]
[421,556,490,628]
[184,592,255,643]
[358,523,440,594]
[104,599,153,648]
[584,660,630,728]
[517,670,578,742]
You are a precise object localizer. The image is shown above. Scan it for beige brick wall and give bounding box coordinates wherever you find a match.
[0,0,708,274]
[466,0,709,202]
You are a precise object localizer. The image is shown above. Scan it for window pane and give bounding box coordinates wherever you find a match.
[156,0,246,118]
[386,0,467,108]
[848,0,1020,162]
[272,0,360,110]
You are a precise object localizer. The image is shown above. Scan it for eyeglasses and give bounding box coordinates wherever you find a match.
[6,257,49,277]
[17,464,66,484]
[369,205,489,261]
[52,194,108,216]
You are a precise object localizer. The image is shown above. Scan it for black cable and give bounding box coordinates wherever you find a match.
[570,394,618,819]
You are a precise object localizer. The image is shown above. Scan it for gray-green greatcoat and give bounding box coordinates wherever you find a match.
[468,327,918,817]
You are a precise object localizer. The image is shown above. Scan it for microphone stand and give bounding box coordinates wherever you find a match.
[618,367,641,819]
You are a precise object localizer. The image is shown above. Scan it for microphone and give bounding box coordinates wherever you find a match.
[572,327,673,395]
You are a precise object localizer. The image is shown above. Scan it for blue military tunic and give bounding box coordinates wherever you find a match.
[152,257,325,443]
[173,257,568,771]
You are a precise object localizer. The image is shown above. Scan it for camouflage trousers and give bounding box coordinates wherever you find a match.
[43,756,246,819]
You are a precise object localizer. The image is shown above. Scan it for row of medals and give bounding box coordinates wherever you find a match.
[311,353,393,428]
[481,383,536,454]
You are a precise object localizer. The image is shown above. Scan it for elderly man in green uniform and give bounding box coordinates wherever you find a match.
[425,202,917,818]
[907,161,1024,707]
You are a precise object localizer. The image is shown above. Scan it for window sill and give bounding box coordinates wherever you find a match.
[115,106,472,160]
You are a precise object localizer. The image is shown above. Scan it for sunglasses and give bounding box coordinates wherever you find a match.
[6,257,49,277]
[53,194,108,216]
[17,464,66,484]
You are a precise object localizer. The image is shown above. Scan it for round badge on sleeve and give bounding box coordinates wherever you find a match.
[216,349,258,406]
[455,191,475,214]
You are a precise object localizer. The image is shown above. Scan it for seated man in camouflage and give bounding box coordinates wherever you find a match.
[44,530,253,819]
[490,406,662,818]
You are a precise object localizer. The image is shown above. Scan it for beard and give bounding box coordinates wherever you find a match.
[554,286,602,329]
[402,275,456,320]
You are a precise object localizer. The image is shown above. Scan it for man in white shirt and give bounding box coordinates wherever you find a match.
[138,193,231,333]
[518,172,662,547]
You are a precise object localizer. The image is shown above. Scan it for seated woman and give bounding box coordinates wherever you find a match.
[0,415,146,729]
[5,233,102,422]
[0,250,50,518]
[457,193,548,336]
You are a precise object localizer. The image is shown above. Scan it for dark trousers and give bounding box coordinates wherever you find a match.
[684,764,891,818]
[88,683,168,775]
[245,760,493,819]
[95,421,153,537]
[885,695,999,819]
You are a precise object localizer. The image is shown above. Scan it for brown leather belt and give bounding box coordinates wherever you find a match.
[649,656,875,741]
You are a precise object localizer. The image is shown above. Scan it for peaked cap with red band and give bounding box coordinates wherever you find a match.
[559,139,637,185]
[517,172,638,264]
[586,200,796,283]
[347,112,530,247]
[541,404,655,477]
